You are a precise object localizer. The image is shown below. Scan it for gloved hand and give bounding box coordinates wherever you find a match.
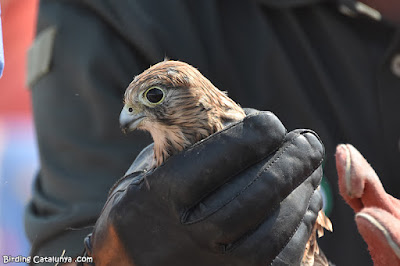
[86,110,326,266]
[336,144,400,266]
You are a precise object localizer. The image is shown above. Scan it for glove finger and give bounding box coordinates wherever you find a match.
[355,207,400,266]
[336,144,398,215]
[183,131,323,253]
[271,185,323,265]
[233,171,322,265]
[389,195,400,219]
[148,111,286,211]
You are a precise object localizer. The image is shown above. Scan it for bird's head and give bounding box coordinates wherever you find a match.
[120,60,245,167]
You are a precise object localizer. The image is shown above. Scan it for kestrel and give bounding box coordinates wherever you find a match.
[120,60,332,266]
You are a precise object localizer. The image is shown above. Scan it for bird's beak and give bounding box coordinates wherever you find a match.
[119,105,145,133]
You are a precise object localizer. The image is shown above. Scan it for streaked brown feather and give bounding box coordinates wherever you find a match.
[123,60,332,265]
[302,211,333,266]
[124,60,245,167]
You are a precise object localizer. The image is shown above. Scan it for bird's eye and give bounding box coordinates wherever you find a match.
[144,87,165,105]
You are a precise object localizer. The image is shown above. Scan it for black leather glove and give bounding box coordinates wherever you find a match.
[86,110,325,266]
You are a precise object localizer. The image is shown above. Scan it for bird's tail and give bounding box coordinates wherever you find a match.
[301,211,333,266]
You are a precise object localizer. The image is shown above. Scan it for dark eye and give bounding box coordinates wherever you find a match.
[144,87,165,104]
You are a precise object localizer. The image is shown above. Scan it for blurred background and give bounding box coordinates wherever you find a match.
[0,0,39,264]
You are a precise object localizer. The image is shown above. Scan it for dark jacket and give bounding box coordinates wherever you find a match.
[25,0,400,265]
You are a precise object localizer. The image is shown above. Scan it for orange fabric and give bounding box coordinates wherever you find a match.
[91,224,135,266]
[0,0,38,115]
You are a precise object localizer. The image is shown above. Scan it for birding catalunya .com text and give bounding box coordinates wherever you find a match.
[2,255,93,264]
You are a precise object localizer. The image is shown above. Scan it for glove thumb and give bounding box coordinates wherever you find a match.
[335,144,399,215]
